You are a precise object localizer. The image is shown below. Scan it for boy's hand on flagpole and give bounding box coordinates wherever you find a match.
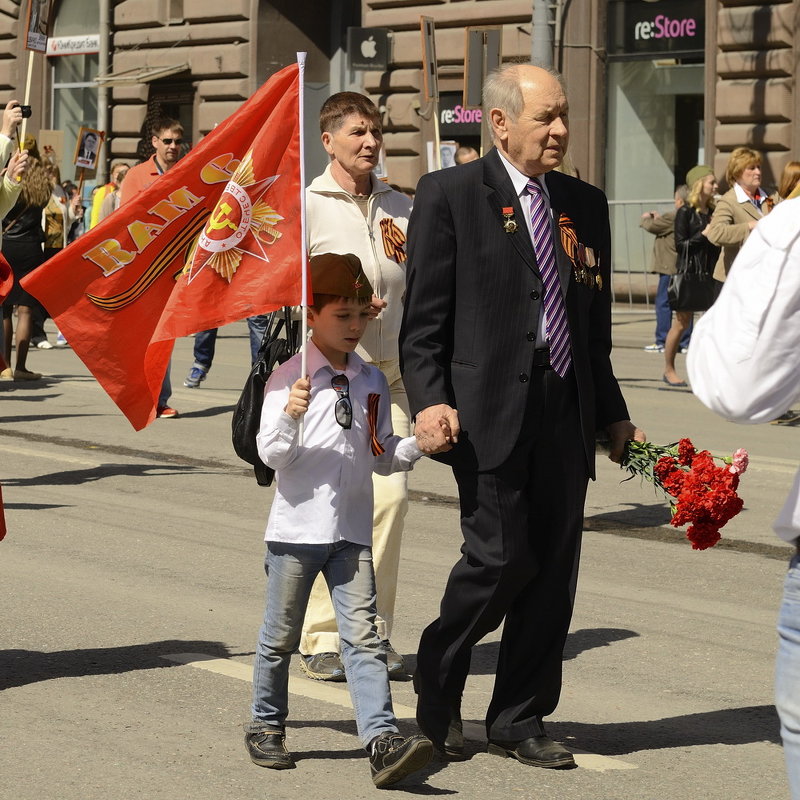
[285,377,311,420]
[1,101,23,139]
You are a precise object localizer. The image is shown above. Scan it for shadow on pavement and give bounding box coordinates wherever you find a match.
[3,502,71,510]
[3,462,206,486]
[400,627,640,680]
[587,501,672,529]
[0,640,232,690]
[0,413,101,424]
[176,404,236,420]
[550,704,781,752]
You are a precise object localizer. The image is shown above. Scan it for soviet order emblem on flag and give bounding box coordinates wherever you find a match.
[22,63,303,430]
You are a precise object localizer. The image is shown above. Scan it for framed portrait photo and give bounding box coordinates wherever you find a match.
[73,126,103,170]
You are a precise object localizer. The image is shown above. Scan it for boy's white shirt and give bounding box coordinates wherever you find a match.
[256,338,423,545]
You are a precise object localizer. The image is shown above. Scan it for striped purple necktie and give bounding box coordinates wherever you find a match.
[527,179,571,378]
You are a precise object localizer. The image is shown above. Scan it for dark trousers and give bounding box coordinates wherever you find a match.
[416,367,589,742]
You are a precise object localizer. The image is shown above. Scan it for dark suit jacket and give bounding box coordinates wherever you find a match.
[399,148,629,478]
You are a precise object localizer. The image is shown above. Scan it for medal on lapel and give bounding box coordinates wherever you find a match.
[558,213,603,291]
[502,206,517,233]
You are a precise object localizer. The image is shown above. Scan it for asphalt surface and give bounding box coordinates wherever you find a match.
[0,310,795,799]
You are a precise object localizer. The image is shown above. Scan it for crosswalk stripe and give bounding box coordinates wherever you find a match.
[161,652,638,772]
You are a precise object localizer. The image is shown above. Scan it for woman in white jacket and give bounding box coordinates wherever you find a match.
[300,92,414,682]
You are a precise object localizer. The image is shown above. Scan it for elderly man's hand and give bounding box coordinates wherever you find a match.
[414,403,460,454]
[606,419,646,464]
[366,295,387,320]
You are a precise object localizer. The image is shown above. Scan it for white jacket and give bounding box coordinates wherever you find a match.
[306,164,412,364]
[688,196,800,543]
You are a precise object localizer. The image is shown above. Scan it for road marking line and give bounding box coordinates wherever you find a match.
[162,652,637,772]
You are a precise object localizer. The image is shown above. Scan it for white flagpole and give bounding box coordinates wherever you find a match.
[297,51,308,445]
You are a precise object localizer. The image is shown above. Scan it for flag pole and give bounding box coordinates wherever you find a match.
[18,50,34,152]
[297,51,308,445]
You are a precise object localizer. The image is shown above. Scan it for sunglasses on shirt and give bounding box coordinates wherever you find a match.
[158,137,184,145]
[331,374,352,429]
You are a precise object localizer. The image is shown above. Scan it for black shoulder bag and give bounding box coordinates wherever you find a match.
[667,241,716,312]
[231,308,299,486]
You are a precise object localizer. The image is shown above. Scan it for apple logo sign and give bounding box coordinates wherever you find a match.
[361,35,377,59]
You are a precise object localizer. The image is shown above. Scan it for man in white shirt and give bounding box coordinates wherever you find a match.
[687,196,800,800]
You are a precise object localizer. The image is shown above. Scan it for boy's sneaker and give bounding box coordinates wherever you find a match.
[183,365,207,388]
[369,732,433,789]
[156,405,179,419]
[382,640,407,679]
[244,729,295,769]
[300,651,346,681]
[643,343,664,353]
[36,340,53,349]
[55,333,68,347]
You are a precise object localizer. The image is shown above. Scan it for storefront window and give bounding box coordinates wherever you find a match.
[606,0,705,271]
[49,0,99,183]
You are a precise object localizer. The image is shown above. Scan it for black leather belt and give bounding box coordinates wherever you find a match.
[532,348,552,368]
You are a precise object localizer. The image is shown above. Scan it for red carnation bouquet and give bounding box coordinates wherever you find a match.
[621,438,748,550]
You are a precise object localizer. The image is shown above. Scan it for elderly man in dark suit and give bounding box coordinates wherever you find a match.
[400,63,645,769]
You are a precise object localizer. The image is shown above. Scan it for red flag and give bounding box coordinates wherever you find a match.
[0,252,12,304]
[22,63,302,430]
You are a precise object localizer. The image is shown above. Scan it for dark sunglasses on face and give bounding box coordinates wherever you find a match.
[330,374,352,430]
[159,137,183,145]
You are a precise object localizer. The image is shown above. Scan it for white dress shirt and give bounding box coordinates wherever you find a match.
[687,197,800,543]
[496,150,554,347]
[733,181,769,214]
[256,339,423,545]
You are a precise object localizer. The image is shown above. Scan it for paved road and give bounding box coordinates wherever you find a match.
[0,315,794,799]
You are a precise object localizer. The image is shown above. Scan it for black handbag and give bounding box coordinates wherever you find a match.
[667,243,715,312]
[231,308,299,486]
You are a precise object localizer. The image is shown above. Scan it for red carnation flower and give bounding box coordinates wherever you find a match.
[686,522,722,550]
[621,438,748,551]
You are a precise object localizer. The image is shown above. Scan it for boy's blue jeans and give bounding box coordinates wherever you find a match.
[249,540,398,749]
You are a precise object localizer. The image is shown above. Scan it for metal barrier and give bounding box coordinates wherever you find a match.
[609,198,674,310]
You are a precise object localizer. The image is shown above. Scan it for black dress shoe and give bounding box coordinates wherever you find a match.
[415,700,465,760]
[413,672,466,760]
[487,735,576,769]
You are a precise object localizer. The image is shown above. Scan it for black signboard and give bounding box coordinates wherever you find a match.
[347,27,389,72]
[608,0,705,59]
[438,92,483,138]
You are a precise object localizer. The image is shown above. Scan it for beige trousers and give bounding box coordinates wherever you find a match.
[299,361,411,654]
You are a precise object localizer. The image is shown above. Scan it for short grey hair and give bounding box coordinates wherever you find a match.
[482,62,566,126]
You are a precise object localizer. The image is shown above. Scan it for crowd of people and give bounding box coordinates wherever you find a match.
[0,102,130,379]
[641,150,800,388]
[2,63,799,796]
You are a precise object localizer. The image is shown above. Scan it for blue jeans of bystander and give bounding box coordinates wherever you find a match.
[249,540,397,749]
[247,315,270,365]
[193,328,218,370]
[655,274,692,349]
[776,552,800,800]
